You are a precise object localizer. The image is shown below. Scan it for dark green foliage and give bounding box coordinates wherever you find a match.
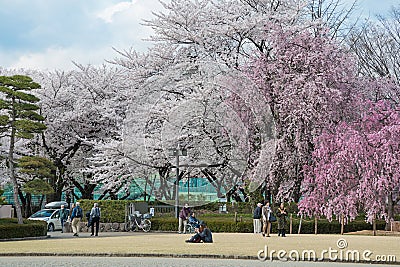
[15,120,47,138]
[0,100,8,110]
[200,201,253,213]
[150,216,386,233]
[18,110,45,121]
[0,75,47,139]
[79,200,149,223]
[285,202,299,214]
[14,102,40,111]
[23,179,54,195]
[0,115,8,126]
[150,217,177,231]
[0,75,40,90]
[18,156,55,179]
[0,218,47,239]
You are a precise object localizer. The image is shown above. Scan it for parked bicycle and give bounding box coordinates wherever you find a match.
[125,212,152,232]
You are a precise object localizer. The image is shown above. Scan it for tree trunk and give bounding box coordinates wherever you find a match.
[373,215,377,236]
[386,193,394,231]
[73,180,96,200]
[265,188,271,205]
[46,164,65,202]
[26,193,32,218]
[341,214,344,235]
[315,217,318,235]
[18,189,27,218]
[39,195,45,209]
[9,97,23,224]
[144,177,148,202]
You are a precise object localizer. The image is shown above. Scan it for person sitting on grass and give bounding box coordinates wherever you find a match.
[185,223,213,243]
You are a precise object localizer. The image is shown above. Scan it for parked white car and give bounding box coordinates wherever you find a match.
[28,208,69,231]
[44,201,69,209]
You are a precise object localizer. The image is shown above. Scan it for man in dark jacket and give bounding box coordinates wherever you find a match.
[59,205,69,233]
[253,202,262,233]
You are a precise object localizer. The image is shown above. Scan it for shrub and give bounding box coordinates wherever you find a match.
[150,216,386,234]
[78,200,149,223]
[0,218,47,239]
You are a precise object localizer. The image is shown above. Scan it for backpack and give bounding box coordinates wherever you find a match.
[75,207,83,218]
[93,207,100,219]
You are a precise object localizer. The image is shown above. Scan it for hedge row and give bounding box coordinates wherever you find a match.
[0,218,47,239]
[151,217,386,234]
[78,200,149,223]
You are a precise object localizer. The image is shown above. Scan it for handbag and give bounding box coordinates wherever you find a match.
[269,214,277,222]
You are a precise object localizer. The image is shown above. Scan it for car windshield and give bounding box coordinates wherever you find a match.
[30,210,55,218]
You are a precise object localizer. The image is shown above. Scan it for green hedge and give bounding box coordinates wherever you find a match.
[200,202,253,213]
[75,200,388,234]
[0,218,47,239]
[78,200,149,223]
[150,217,386,234]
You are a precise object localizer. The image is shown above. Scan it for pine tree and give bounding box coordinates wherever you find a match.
[0,75,46,224]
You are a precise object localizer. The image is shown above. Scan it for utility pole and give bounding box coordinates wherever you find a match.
[170,146,187,218]
[175,149,180,218]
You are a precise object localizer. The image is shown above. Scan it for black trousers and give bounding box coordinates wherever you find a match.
[278,229,286,237]
[91,217,100,235]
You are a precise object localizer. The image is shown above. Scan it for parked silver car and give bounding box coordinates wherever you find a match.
[28,208,69,231]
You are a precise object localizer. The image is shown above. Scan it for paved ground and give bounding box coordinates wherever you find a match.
[0,256,397,267]
[0,231,399,265]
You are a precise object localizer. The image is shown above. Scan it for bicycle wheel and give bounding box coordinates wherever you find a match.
[142,219,151,232]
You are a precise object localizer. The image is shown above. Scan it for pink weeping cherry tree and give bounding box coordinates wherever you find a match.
[299,100,400,228]
[247,25,358,202]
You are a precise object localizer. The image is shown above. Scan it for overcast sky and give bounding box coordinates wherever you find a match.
[0,0,399,71]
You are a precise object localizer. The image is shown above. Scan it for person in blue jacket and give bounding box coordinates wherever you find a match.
[70,202,83,237]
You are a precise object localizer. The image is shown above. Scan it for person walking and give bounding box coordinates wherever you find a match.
[253,203,262,234]
[71,202,83,237]
[262,201,272,237]
[90,203,101,236]
[59,205,69,233]
[178,203,191,234]
[277,202,288,237]
[68,203,75,221]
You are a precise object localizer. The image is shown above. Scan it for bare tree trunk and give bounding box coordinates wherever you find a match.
[341,214,345,235]
[26,193,32,218]
[39,195,45,209]
[315,217,318,235]
[373,215,377,236]
[386,193,394,231]
[9,97,23,224]
[18,189,27,218]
